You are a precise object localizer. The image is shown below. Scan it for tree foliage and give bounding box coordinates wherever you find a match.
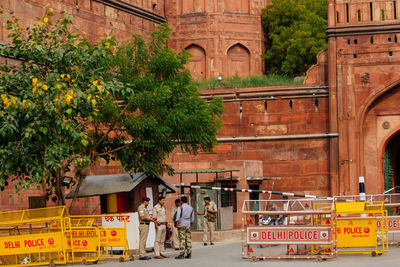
[0,8,223,204]
[262,0,328,75]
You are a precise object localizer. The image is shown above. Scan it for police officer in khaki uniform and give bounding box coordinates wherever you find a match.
[170,198,181,250]
[138,197,152,260]
[152,196,169,259]
[196,196,218,246]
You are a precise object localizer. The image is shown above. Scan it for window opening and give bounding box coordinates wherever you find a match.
[370,2,374,20]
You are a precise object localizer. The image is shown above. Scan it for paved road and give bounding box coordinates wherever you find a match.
[80,241,400,267]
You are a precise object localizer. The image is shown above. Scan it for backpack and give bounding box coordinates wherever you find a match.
[205,203,217,222]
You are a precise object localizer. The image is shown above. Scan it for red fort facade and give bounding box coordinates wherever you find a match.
[0,1,399,229]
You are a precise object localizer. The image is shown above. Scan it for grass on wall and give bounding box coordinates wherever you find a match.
[195,74,304,90]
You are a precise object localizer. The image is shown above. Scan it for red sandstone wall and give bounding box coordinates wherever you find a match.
[0,0,164,44]
[166,85,331,228]
[166,0,266,80]
[328,0,400,195]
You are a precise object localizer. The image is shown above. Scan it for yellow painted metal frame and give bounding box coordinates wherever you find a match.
[70,215,129,261]
[0,206,70,267]
[0,207,129,267]
[334,201,388,256]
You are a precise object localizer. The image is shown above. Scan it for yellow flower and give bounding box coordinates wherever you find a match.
[43,84,48,91]
[60,74,65,79]
[97,84,103,93]
[43,17,49,23]
[32,78,38,85]
[91,99,97,105]
[50,8,54,12]
[30,41,34,47]
[2,95,10,108]
[39,22,44,27]
[67,74,71,79]
[92,80,98,86]
[32,86,37,93]
[87,95,92,100]
[65,94,73,105]
[54,108,59,113]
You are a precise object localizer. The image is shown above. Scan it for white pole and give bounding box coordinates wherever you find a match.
[359,176,366,201]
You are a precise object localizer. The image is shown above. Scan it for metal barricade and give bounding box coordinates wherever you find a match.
[70,215,129,262]
[0,206,70,267]
[332,200,389,256]
[0,207,129,267]
[242,199,336,262]
[334,194,400,245]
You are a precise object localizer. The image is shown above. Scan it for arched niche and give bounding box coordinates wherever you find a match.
[185,44,206,80]
[361,85,400,193]
[227,43,251,77]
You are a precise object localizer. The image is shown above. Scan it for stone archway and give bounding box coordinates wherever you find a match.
[227,43,250,78]
[361,85,400,193]
[383,132,400,193]
[185,44,206,80]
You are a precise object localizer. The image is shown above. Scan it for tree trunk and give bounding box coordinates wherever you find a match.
[55,169,66,206]
[69,172,85,214]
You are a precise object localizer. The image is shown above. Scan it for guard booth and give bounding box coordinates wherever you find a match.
[66,173,177,253]
[66,172,177,214]
[242,199,336,262]
[176,170,240,231]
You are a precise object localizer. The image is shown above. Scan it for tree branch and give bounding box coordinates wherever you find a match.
[95,141,134,157]
[93,102,130,150]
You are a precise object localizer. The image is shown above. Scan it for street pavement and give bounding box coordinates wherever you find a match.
[77,241,400,267]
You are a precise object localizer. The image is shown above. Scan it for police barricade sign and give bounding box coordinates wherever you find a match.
[65,227,101,263]
[0,232,64,255]
[336,218,377,247]
[100,228,127,247]
[247,226,332,245]
[377,216,400,232]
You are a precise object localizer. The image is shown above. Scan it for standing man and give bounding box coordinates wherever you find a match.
[175,196,194,259]
[153,196,169,259]
[170,198,181,250]
[197,196,218,246]
[138,197,152,260]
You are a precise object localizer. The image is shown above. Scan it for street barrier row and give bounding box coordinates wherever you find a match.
[242,197,394,261]
[0,206,129,267]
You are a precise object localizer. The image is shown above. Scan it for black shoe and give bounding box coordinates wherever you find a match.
[175,254,185,259]
[139,256,151,260]
[175,248,180,251]
[210,242,214,245]
[185,253,191,259]
[203,243,208,246]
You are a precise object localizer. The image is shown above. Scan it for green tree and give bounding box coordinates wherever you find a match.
[262,0,328,75]
[0,9,223,208]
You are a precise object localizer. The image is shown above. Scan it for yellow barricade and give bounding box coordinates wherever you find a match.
[0,207,129,267]
[0,207,69,267]
[334,201,388,256]
[70,215,129,261]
